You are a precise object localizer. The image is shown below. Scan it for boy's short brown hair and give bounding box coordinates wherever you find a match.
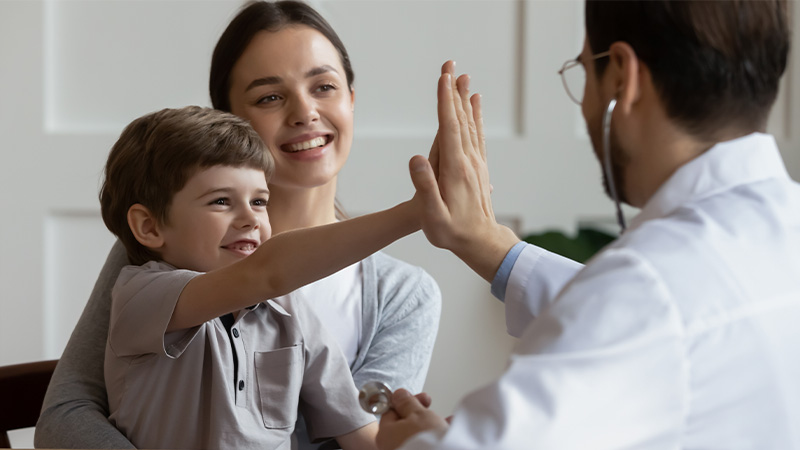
[100,106,273,266]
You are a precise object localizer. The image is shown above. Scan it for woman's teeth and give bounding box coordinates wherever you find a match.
[288,136,327,152]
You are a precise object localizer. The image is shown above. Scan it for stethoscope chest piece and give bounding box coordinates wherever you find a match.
[359,381,393,415]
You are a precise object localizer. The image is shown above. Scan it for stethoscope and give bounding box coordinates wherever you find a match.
[359,381,393,415]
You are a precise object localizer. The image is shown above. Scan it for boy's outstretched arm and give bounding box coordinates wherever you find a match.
[337,421,379,450]
[168,199,419,331]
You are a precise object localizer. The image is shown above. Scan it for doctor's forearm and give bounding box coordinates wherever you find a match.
[451,224,521,283]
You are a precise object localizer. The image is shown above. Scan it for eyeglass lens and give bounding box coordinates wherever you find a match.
[562,61,586,105]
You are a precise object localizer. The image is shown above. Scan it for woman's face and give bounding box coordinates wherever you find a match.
[228,26,354,193]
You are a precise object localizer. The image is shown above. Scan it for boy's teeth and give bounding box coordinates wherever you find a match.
[289,136,326,152]
[230,242,255,251]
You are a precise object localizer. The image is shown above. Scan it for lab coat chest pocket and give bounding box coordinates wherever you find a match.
[254,345,303,429]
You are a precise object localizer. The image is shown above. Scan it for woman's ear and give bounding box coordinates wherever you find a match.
[127,204,165,250]
[349,87,355,112]
[607,41,641,115]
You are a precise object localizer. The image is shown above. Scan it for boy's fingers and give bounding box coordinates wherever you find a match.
[428,133,440,179]
[409,155,443,212]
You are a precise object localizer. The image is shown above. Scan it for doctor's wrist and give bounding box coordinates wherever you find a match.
[452,224,520,283]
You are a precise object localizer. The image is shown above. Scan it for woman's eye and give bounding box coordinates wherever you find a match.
[316,84,336,93]
[257,94,282,104]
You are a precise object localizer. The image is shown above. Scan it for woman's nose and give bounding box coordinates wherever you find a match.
[288,94,320,126]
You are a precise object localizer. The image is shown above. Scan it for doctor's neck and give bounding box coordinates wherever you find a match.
[616,89,760,209]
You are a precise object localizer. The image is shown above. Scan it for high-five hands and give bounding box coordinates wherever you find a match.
[408,61,520,282]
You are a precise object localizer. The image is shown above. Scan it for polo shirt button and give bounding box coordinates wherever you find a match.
[238,380,245,391]
[232,328,239,338]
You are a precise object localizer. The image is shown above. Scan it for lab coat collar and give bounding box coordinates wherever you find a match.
[628,132,789,230]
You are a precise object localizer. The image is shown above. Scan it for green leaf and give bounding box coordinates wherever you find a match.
[521,227,616,263]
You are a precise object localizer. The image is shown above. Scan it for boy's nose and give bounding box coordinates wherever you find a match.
[235,209,260,230]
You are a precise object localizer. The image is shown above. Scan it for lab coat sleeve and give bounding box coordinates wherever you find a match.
[400,247,687,450]
[503,244,584,337]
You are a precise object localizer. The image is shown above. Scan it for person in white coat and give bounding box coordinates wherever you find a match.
[377,0,800,448]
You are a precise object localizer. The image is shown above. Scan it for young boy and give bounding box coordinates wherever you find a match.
[100,106,417,449]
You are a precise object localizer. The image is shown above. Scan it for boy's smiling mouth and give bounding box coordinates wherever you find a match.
[222,240,259,256]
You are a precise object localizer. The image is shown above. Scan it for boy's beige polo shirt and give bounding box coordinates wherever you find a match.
[104,261,375,449]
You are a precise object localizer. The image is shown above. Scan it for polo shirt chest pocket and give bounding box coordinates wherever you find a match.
[254,345,303,429]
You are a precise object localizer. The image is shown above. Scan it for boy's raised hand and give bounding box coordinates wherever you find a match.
[408,61,519,282]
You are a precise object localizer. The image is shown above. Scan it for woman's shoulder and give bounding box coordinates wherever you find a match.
[367,251,436,284]
[364,251,441,305]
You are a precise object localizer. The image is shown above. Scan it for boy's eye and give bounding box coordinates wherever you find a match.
[251,198,269,207]
[210,197,230,206]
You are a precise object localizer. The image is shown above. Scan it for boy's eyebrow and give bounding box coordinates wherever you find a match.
[196,187,270,199]
[244,65,340,92]
[197,187,235,200]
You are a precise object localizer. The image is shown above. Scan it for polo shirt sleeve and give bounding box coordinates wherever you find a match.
[107,262,202,359]
[293,302,376,442]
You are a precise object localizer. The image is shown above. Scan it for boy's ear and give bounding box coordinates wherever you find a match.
[127,204,165,250]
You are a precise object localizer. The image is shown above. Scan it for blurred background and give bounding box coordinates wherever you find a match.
[1,0,798,446]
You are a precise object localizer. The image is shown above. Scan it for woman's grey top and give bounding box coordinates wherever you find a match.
[34,240,441,449]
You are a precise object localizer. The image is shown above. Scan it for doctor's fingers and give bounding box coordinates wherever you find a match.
[453,76,491,206]
[465,92,493,215]
[455,75,481,158]
[391,389,429,418]
[437,71,478,186]
[437,71,464,176]
[471,93,487,163]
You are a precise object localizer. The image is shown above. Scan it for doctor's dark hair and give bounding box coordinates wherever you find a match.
[209,0,355,112]
[585,0,790,140]
[100,106,273,266]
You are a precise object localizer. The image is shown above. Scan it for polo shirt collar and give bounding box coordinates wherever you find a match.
[628,132,789,230]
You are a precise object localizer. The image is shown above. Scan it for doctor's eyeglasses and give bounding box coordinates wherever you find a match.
[558,51,610,105]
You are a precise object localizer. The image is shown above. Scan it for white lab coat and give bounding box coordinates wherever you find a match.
[404,133,800,449]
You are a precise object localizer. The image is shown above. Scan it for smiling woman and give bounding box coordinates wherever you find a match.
[226,26,355,215]
[34,2,441,450]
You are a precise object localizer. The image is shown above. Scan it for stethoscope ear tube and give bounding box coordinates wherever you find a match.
[603,98,627,233]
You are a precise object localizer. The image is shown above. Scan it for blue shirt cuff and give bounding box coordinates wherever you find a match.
[490,241,527,302]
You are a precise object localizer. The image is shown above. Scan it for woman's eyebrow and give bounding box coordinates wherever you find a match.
[305,64,339,78]
[245,75,282,92]
[244,65,339,92]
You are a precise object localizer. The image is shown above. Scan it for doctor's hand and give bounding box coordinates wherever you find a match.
[376,389,448,450]
[409,61,520,282]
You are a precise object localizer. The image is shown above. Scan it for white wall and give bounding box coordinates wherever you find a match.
[1,1,799,441]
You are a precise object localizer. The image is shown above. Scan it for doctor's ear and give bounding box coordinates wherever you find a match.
[127,204,165,250]
[607,41,642,115]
